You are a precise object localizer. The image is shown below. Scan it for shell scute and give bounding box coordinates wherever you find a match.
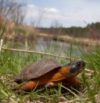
[16,59,62,82]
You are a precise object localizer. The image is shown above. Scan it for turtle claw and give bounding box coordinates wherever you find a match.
[45,82,55,88]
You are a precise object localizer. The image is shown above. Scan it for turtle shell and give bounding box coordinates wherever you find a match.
[15,59,62,82]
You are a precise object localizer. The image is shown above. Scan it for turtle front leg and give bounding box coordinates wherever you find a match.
[62,77,81,88]
[45,82,56,87]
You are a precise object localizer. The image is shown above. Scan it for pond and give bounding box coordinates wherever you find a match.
[35,37,82,57]
[5,37,84,58]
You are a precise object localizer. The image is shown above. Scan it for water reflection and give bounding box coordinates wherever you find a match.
[35,37,81,57]
[5,37,83,58]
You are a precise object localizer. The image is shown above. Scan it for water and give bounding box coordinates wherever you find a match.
[34,37,82,57]
[5,37,83,58]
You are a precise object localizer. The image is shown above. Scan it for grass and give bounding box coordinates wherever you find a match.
[0,50,66,103]
[81,47,100,103]
[0,47,100,103]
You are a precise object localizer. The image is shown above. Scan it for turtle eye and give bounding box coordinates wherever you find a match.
[77,62,81,67]
[76,61,85,68]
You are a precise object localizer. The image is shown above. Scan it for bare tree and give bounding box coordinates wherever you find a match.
[0,0,25,25]
[36,8,46,27]
[7,2,25,25]
[0,0,25,50]
[50,20,63,35]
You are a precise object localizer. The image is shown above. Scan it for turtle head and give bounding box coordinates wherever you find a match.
[68,60,85,75]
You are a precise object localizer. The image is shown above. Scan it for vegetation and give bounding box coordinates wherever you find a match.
[0,0,100,103]
[38,22,100,39]
[0,46,100,103]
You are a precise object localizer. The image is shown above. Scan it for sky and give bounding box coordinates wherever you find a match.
[18,0,100,27]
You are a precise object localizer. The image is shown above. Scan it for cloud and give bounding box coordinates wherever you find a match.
[25,4,39,18]
[25,4,62,20]
[43,8,61,19]
[24,1,100,27]
[44,8,59,13]
[25,4,99,23]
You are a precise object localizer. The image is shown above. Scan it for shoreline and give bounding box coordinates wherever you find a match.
[36,33,100,46]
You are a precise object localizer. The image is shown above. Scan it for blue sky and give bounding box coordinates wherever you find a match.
[18,0,100,27]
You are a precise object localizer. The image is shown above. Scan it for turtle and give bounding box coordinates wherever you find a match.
[14,59,85,92]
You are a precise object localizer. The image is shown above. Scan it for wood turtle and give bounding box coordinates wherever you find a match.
[14,59,85,92]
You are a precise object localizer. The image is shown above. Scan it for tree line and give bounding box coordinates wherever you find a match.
[38,22,100,39]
